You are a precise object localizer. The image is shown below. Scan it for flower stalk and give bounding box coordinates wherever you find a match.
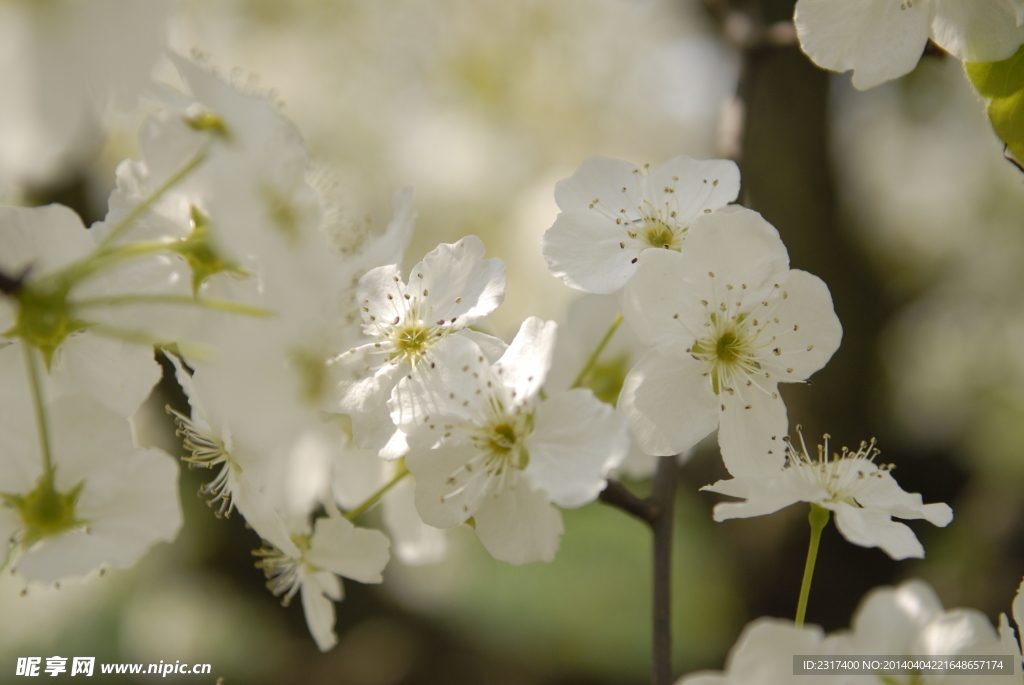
[344,463,410,521]
[571,313,623,390]
[795,502,830,627]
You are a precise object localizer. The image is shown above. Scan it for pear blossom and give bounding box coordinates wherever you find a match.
[998,577,1024,682]
[254,511,390,652]
[0,393,181,584]
[703,435,952,560]
[542,155,740,294]
[619,207,842,476]
[391,317,630,565]
[830,579,1016,683]
[794,0,1024,90]
[335,235,506,454]
[676,618,835,685]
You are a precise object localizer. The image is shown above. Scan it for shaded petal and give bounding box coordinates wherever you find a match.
[541,210,644,294]
[718,381,788,477]
[474,482,564,565]
[495,317,557,402]
[618,349,718,456]
[853,472,953,527]
[525,389,629,508]
[408,442,491,528]
[702,475,810,521]
[831,502,925,560]
[301,574,340,652]
[306,515,390,584]
[554,156,643,213]
[414,235,505,325]
[383,474,447,565]
[643,156,740,227]
[849,580,944,654]
[794,0,930,90]
[336,348,403,414]
[621,247,695,347]
[932,0,1024,62]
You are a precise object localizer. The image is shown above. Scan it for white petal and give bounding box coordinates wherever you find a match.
[48,335,161,419]
[554,156,643,213]
[753,269,842,382]
[301,576,340,652]
[348,402,401,453]
[642,156,740,227]
[474,483,564,565]
[541,210,644,294]
[718,382,788,478]
[382,475,447,565]
[495,317,558,402]
[306,515,390,584]
[413,235,505,325]
[356,263,406,333]
[331,445,385,511]
[0,204,93,277]
[336,348,404,414]
[931,0,1024,62]
[408,442,492,528]
[677,207,790,308]
[701,475,809,521]
[831,502,925,560]
[853,472,953,527]
[459,329,508,363]
[525,389,629,508]
[911,609,1004,656]
[618,349,718,456]
[849,580,945,654]
[621,247,695,348]
[794,0,930,90]
[389,334,488,432]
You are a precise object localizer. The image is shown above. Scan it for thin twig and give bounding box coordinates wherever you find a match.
[650,455,679,685]
[598,479,658,524]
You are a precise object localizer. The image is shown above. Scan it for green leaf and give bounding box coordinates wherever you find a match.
[966,43,1024,164]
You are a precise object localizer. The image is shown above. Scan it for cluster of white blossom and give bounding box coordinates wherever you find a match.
[0,13,998,670]
[794,0,1024,89]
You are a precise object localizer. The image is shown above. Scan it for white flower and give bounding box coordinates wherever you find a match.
[830,579,1015,683]
[335,235,506,453]
[254,512,390,652]
[676,618,835,685]
[794,0,1024,90]
[541,155,740,294]
[703,435,952,560]
[619,207,842,476]
[392,317,630,565]
[0,394,181,584]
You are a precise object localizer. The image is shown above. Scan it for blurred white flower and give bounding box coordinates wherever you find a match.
[831,579,1015,684]
[998,577,1024,682]
[703,435,952,560]
[0,394,180,585]
[794,0,1024,90]
[676,618,834,685]
[541,155,740,294]
[393,317,629,565]
[619,207,841,476]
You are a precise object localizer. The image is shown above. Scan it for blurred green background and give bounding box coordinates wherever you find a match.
[6,0,1024,682]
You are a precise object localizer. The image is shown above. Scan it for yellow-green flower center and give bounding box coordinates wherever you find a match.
[690,313,760,395]
[2,472,85,549]
[641,217,682,251]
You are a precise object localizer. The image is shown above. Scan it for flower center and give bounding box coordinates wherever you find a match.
[641,217,682,251]
[389,321,434,362]
[787,435,891,506]
[690,314,760,394]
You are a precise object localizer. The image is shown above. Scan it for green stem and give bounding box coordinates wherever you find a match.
[795,503,830,627]
[96,147,208,250]
[75,294,272,318]
[571,313,623,389]
[22,344,53,476]
[87,324,214,362]
[47,240,172,286]
[344,464,410,521]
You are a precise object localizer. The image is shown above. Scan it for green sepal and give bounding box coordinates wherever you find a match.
[1,471,86,549]
[166,207,246,295]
